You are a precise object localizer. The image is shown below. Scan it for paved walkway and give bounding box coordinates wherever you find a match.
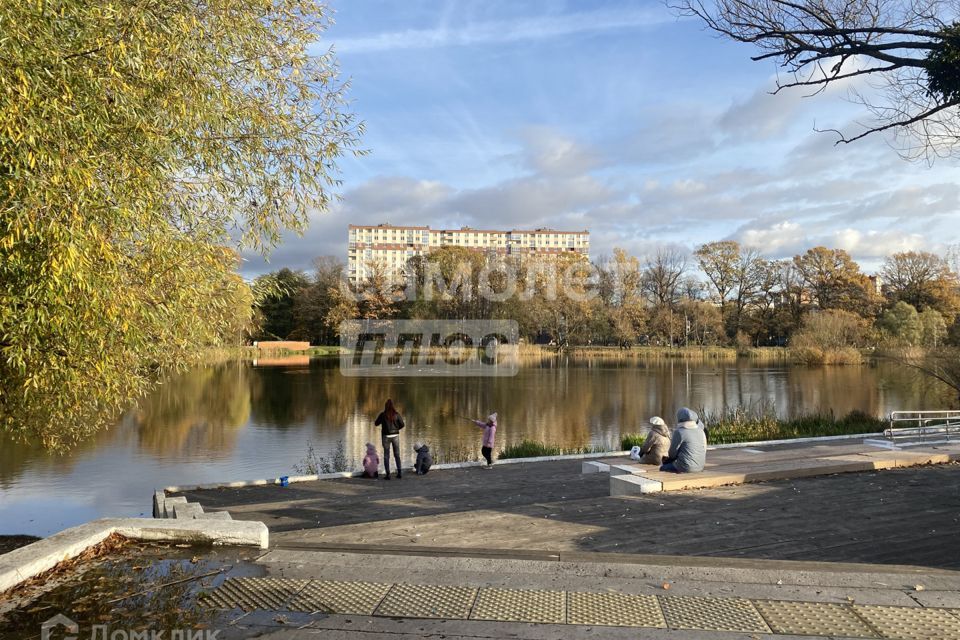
[202,548,960,639]
[175,439,960,569]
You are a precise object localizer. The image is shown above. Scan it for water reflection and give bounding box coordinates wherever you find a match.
[138,357,958,462]
[0,357,955,535]
[131,362,251,456]
[253,354,311,367]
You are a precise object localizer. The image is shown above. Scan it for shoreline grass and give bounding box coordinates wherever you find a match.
[498,439,612,460]
[620,433,646,450]
[701,403,887,445]
[219,343,903,366]
[519,345,792,362]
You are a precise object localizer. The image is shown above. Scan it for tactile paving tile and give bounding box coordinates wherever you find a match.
[660,595,770,633]
[566,591,666,627]
[470,587,565,623]
[853,605,960,640]
[753,599,878,637]
[286,580,392,615]
[375,583,478,619]
[200,577,307,611]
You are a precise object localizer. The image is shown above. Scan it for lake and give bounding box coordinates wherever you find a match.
[1,356,954,536]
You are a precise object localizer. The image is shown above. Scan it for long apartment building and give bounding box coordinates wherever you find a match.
[347,224,590,283]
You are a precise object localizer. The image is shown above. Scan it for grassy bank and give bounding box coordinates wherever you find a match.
[515,344,792,362]
[307,346,341,356]
[498,439,611,459]
[702,404,887,444]
[222,343,880,365]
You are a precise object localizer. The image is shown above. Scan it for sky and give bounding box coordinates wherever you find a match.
[241,0,960,277]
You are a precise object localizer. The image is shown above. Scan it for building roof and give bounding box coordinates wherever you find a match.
[349,224,589,235]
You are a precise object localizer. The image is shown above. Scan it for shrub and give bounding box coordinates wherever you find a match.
[295,440,351,474]
[790,345,863,365]
[790,310,869,364]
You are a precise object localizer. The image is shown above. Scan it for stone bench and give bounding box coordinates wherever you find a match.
[581,461,610,474]
[605,441,960,497]
[609,464,650,476]
[609,474,663,496]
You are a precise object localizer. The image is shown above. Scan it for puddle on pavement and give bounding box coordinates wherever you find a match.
[0,540,296,639]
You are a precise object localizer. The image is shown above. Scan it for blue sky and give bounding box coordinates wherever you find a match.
[242,0,960,276]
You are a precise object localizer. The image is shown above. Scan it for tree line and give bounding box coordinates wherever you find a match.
[252,243,960,351]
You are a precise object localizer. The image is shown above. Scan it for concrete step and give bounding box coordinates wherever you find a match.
[609,474,662,496]
[580,461,609,474]
[172,502,204,519]
[163,496,188,518]
[196,511,232,521]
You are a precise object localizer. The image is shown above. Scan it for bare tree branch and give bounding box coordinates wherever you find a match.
[817,97,960,143]
[671,0,960,160]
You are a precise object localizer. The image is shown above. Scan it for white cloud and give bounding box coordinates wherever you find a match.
[719,87,808,141]
[516,126,602,177]
[336,176,452,220]
[334,8,674,54]
[829,229,927,258]
[740,221,805,253]
[447,174,616,229]
[737,222,927,260]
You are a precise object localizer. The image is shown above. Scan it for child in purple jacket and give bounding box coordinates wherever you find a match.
[362,442,380,478]
[468,413,498,469]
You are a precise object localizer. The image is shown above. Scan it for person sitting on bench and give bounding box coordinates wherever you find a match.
[638,416,671,465]
[660,407,706,473]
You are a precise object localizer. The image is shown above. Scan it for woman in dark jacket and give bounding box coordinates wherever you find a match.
[374,399,405,479]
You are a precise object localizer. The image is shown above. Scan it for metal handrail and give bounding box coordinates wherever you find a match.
[886,410,960,443]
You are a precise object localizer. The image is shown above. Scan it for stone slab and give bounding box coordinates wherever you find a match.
[742,457,876,482]
[609,464,649,476]
[196,511,232,521]
[609,474,662,496]
[173,502,204,519]
[581,461,610,474]
[896,450,954,465]
[153,490,166,518]
[163,496,188,518]
[653,471,748,491]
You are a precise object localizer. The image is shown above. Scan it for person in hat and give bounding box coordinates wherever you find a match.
[468,413,498,469]
[660,407,707,473]
[361,442,380,479]
[413,442,433,475]
[638,416,671,465]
